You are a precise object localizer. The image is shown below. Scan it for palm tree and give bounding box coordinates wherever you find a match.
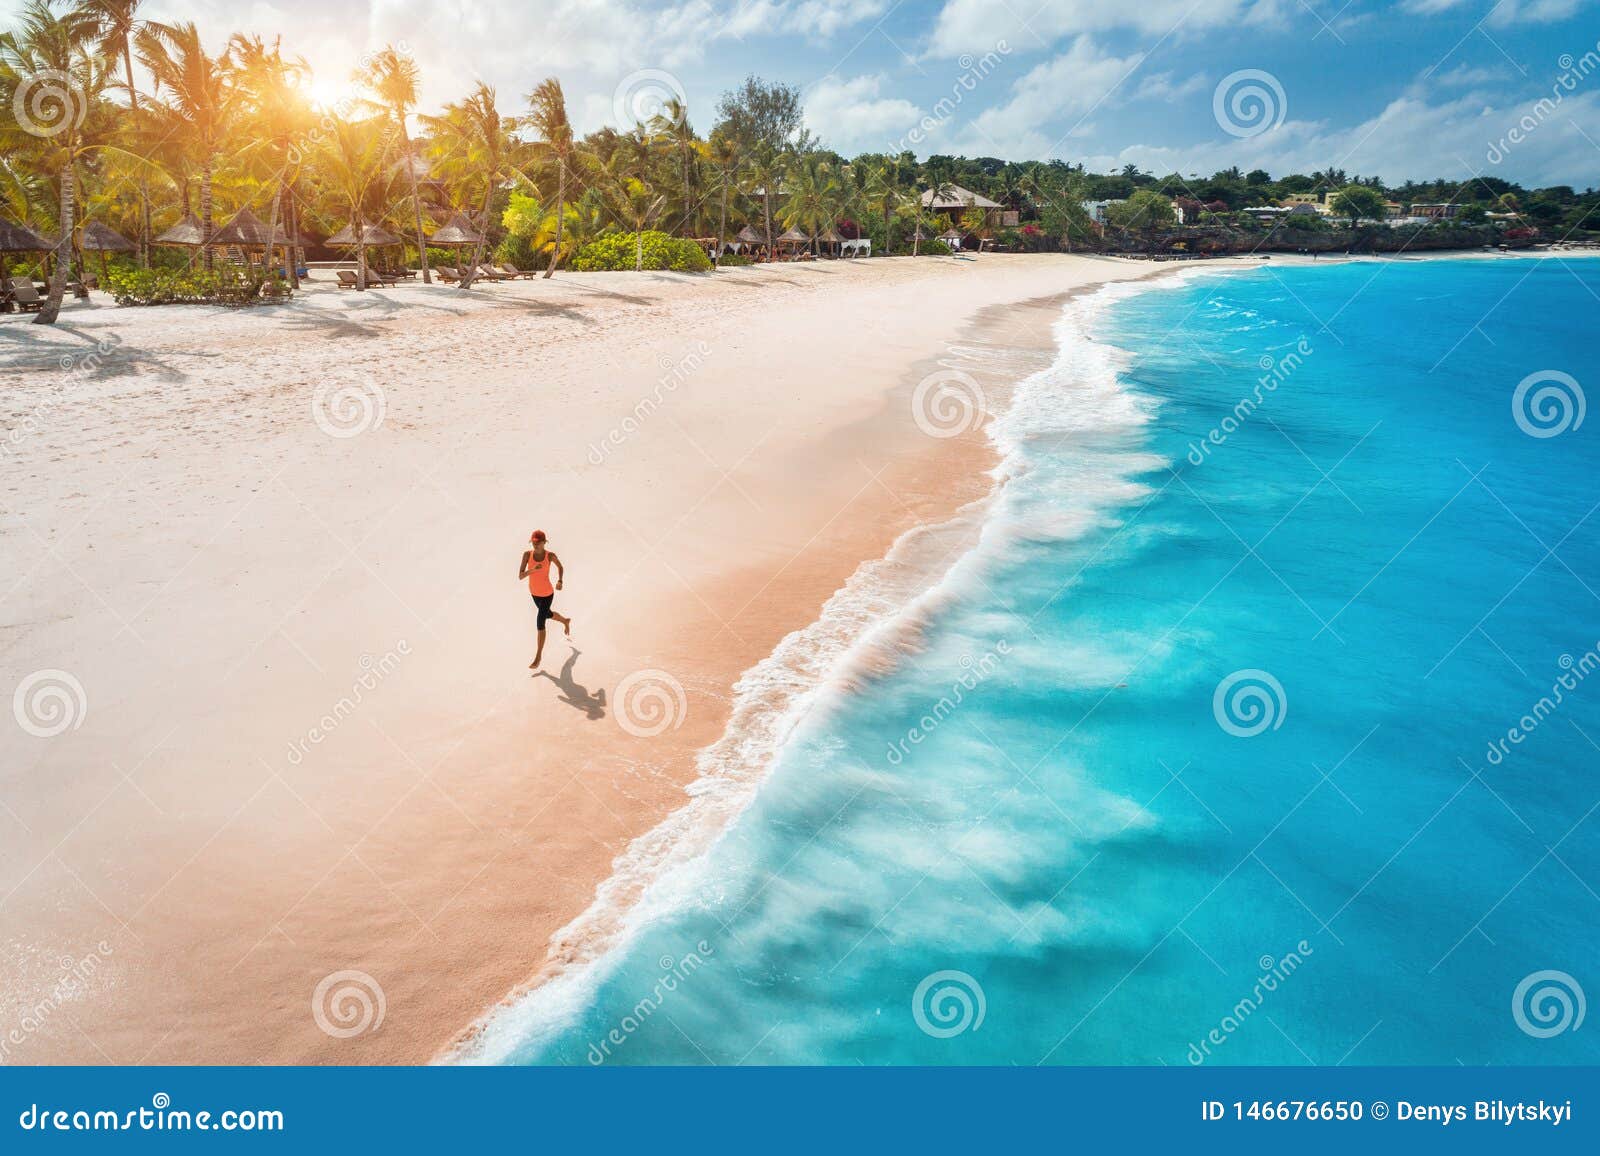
[0,0,110,323]
[606,176,665,270]
[422,82,517,288]
[745,141,783,258]
[525,76,573,278]
[781,155,837,256]
[864,160,904,254]
[227,33,310,284]
[706,129,740,268]
[138,20,233,269]
[652,96,699,235]
[76,0,151,266]
[359,46,430,283]
[314,114,398,288]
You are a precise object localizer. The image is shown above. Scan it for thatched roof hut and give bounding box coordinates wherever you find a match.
[154,214,209,247]
[776,227,809,245]
[734,225,765,246]
[209,207,283,247]
[0,218,53,252]
[429,213,483,246]
[938,228,965,244]
[326,222,401,247]
[79,220,136,253]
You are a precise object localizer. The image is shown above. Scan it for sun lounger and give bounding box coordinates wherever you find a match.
[473,264,512,282]
[6,280,44,312]
[336,269,393,289]
[496,262,534,279]
[436,267,461,284]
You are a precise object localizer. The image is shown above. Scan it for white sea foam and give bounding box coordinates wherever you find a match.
[447,268,1212,1065]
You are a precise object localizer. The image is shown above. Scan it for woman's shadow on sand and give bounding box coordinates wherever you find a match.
[534,649,607,720]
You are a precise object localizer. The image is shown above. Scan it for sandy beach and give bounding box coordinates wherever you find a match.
[2,252,1254,1064]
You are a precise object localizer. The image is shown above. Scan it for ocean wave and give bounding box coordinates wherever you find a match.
[447,268,1211,1065]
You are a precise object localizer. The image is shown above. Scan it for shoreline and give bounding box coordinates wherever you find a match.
[2,253,1292,1065]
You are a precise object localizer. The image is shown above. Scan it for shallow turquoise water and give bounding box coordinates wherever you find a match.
[487,257,1600,1065]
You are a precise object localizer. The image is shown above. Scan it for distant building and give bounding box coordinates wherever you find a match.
[1410,203,1458,219]
[1082,199,1125,224]
[1281,193,1331,216]
[921,183,1004,229]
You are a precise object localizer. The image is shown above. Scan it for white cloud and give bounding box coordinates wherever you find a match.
[926,0,1264,58]
[803,73,923,153]
[1403,0,1586,21]
[1082,87,1600,187]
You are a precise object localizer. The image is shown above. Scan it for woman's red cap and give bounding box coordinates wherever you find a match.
[530,530,547,542]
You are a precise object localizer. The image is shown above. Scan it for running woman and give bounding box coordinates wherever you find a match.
[519,530,570,670]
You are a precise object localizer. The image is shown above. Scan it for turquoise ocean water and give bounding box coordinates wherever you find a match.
[468,256,1600,1066]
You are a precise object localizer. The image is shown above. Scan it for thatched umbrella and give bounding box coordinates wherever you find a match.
[153,213,209,248]
[428,213,485,276]
[0,219,52,283]
[326,222,401,248]
[938,228,965,250]
[734,225,764,245]
[78,220,137,280]
[208,207,289,273]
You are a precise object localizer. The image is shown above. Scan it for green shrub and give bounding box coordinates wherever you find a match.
[104,265,286,306]
[715,252,756,267]
[572,230,712,272]
[919,239,953,256]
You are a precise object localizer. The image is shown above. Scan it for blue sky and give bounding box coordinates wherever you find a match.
[9,0,1600,185]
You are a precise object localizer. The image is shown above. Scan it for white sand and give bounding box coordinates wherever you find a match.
[0,253,1249,1063]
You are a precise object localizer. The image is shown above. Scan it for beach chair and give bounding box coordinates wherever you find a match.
[473,264,512,282]
[496,262,533,279]
[6,280,44,313]
[436,267,461,284]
